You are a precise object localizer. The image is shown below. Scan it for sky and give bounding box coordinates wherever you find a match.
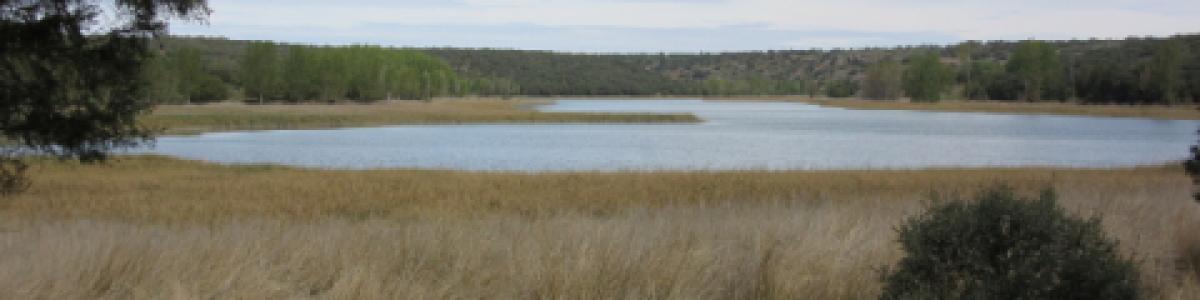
[169,0,1200,53]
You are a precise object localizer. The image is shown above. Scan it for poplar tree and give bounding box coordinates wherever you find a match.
[1007,41,1062,102]
[956,41,979,98]
[240,41,280,104]
[1145,37,1185,103]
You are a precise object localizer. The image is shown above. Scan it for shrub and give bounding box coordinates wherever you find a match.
[825,79,859,98]
[190,75,231,103]
[879,186,1141,299]
[1186,129,1200,202]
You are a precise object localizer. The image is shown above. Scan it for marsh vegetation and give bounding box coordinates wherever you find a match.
[141,99,700,135]
[0,157,1196,298]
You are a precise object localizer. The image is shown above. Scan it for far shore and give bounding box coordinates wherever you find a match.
[706,95,1200,120]
[453,95,1200,120]
[142,98,700,135]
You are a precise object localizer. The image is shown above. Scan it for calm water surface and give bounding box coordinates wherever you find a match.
[143,99,1200,171]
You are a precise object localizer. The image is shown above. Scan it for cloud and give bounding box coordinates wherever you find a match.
[171,0,1200,51]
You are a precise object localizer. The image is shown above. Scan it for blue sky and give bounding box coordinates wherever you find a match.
[170,0,1200,53]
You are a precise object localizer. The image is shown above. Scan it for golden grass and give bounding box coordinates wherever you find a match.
[141,99,699,135]
[707,96,1200,120]
[1,156,1198,298]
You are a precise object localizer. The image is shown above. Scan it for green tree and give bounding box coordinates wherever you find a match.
[956,40,980,98]
[190,74,230,102]
[313,48,349,102]
[1007,40,1063,101]
[1144,37,1186,103]
[268,46,461,102]
[170,46,227,103]
[0,0,209,193]
[171,47,205,104]
[805,79,819,98]
[239,41,281,103]
[140,52,184,104]
[863,59,902,100]
[282,46,317,101]
[966,60,1021,100]
[902,52,952,102]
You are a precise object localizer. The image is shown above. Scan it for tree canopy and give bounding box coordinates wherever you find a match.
[0,0,209,193]
[863,59,902,100]
[157,35,1200,104]
[1007,40,1064,101]
[902,52,952,102]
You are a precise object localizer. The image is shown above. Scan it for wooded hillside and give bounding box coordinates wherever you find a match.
[148,35,1200,104]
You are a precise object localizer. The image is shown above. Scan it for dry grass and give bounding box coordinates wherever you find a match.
[0,156,1197,298]
[707,96,1200,120]
[141,99,699,135]
[2,156,1153,222]
[1181,217,1200,284]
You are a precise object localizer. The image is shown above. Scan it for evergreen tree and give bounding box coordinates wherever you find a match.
[0,0,209,193]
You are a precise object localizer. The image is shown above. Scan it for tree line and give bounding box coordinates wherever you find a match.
[430,36,1200,103]
[141,41,519,104]
[863,37,1199,104]
[153,35,1200,104]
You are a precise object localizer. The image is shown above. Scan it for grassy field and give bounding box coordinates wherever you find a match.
[1,156,1197,298]
[141,99,699,135]
[707,96,1200,120]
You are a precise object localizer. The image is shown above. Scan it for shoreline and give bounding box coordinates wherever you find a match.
[772,96,1200,120]
[142,98,701,135]
[115,154,1185,174]
[502,95,1200,120]
[142,97,1200,136]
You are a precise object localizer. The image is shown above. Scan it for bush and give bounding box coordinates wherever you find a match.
[879,186,1141,299]
[189,75,231,103]
[1186,129,1200,202]
[825,79,859,98]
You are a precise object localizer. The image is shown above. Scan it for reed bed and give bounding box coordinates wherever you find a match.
[0,156,1197,298]
[141,99,699,135]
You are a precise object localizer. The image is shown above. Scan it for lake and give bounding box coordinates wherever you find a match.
[143,99,1200,171]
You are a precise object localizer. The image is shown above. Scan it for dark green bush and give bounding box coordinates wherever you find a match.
[1186,129,1200,202]
[825,79,859,98]
[189,75,231,103]
[879,186,1141,299]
